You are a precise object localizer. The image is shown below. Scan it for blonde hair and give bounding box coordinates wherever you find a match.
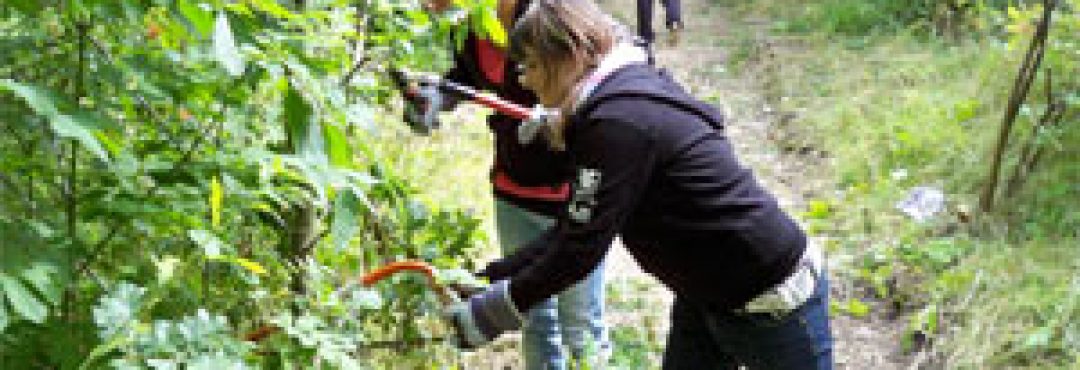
[509,0,625,149]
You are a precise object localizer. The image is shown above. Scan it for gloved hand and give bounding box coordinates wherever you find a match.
[444,280,523,350]
[517,105,559,145]
[402,77,446,135]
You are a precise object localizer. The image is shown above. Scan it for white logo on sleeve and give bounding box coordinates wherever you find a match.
[568,168,601,223]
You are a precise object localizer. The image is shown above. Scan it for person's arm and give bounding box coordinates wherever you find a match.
[448,117,660,348]
[478,226,557,280]
[506,119,658,310]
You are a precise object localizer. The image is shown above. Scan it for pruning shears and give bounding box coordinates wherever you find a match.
[244,260,481,343]
[389,68,555,144]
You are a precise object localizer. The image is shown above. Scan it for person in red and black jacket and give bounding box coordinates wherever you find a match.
[409,0,609,368]
[446,1,834,369]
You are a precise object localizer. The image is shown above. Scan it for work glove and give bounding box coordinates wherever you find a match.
[444,280,524,350]
[517,105,559,145]
[402,77,446,135]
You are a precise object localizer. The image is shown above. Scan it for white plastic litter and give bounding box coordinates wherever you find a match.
[896,186,946,222]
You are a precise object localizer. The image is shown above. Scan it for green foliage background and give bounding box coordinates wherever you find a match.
[0,0,503,367]
[721,0,1078,367]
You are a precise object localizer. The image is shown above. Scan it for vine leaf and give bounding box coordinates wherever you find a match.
[20,263,61,306]
[284,80,313,154]
[331,189,360,252]
[210,176,223,228]
[247,0,296,20]
[177,0,214,38]
[213,12,245,76]
[188,229,225,257]
[323,122,352,168]
[0,80,112,161]
[0,221,61,329]
[479,7,506,46]
[0,298,8,331]
[231,258,267,275]
[1,275,48,324]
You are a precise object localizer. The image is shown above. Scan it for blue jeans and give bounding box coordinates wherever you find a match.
[495,200,609,370]
[661,274,834,369]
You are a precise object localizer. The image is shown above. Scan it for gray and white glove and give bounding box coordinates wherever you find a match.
[403,78,447,135]
[445,280,524,350]
[517,105,558,145]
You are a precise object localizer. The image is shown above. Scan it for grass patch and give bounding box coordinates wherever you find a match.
[721,0,1080,367]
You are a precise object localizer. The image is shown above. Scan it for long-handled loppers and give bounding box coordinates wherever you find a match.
[389,69,554,144]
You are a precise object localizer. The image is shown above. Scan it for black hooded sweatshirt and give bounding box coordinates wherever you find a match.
[481,63,808,311]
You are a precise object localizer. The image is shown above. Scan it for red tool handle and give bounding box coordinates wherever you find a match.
[391,69,534,121]
[361,260,456,307]
[440,81,533,120]
[361,260,438,286]
[472,93,532,120]
[244,261,454,343]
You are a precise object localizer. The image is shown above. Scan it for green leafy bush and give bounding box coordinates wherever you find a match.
[0,0,501,366]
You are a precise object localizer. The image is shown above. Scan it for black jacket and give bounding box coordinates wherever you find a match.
[442,0,570,216]
[482,64,807,311]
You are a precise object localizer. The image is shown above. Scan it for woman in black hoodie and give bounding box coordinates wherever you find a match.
[447,0,834,368]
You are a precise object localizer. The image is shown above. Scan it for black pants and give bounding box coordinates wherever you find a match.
[636,0,682,43]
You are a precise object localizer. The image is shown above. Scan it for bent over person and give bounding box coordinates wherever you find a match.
[412,0,609,368]
[447,1,834,369]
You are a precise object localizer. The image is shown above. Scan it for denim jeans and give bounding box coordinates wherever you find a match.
[661,273,834,369]
[495,199,609,370]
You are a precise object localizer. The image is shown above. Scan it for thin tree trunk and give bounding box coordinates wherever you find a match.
[979,0,1056,212]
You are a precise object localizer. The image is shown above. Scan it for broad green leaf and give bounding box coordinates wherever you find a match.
[0,79,60,116]
[0,80,111,161]
[177,0,214,38]
[0,298,8,332]
[330,190,359,252]
[232,257,267,275]
[188,229,225,257]
[248,0,296,19]
[284,80,312,154]
[52,114,110,161]
[323,122,352,167]
[9,1,45,14]
[78,333,132,370]
[20,263,60,306]
[213,12,245,76]
[210,176,223,227]
[479,9,506,46]
[152,256,182,284]
[206,255,266,275]
[351,289,383,310]
[1,274,48,324]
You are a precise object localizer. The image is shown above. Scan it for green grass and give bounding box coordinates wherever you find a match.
[370,105,500,260]
[942,240,1080,369]
[721,0,1080,367]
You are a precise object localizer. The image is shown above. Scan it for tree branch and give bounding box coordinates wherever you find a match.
[979,0,1056,212]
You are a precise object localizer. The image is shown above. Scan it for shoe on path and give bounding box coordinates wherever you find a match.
[666,21,683,47]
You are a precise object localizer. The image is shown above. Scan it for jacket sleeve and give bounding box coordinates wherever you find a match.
[503,119,659,311]
[477,227,557,281]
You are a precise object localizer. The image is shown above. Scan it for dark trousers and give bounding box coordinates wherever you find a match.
[636,0,682,43]
[661,275,834,369]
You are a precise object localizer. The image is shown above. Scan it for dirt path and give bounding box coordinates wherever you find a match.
[599,0,911,368]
